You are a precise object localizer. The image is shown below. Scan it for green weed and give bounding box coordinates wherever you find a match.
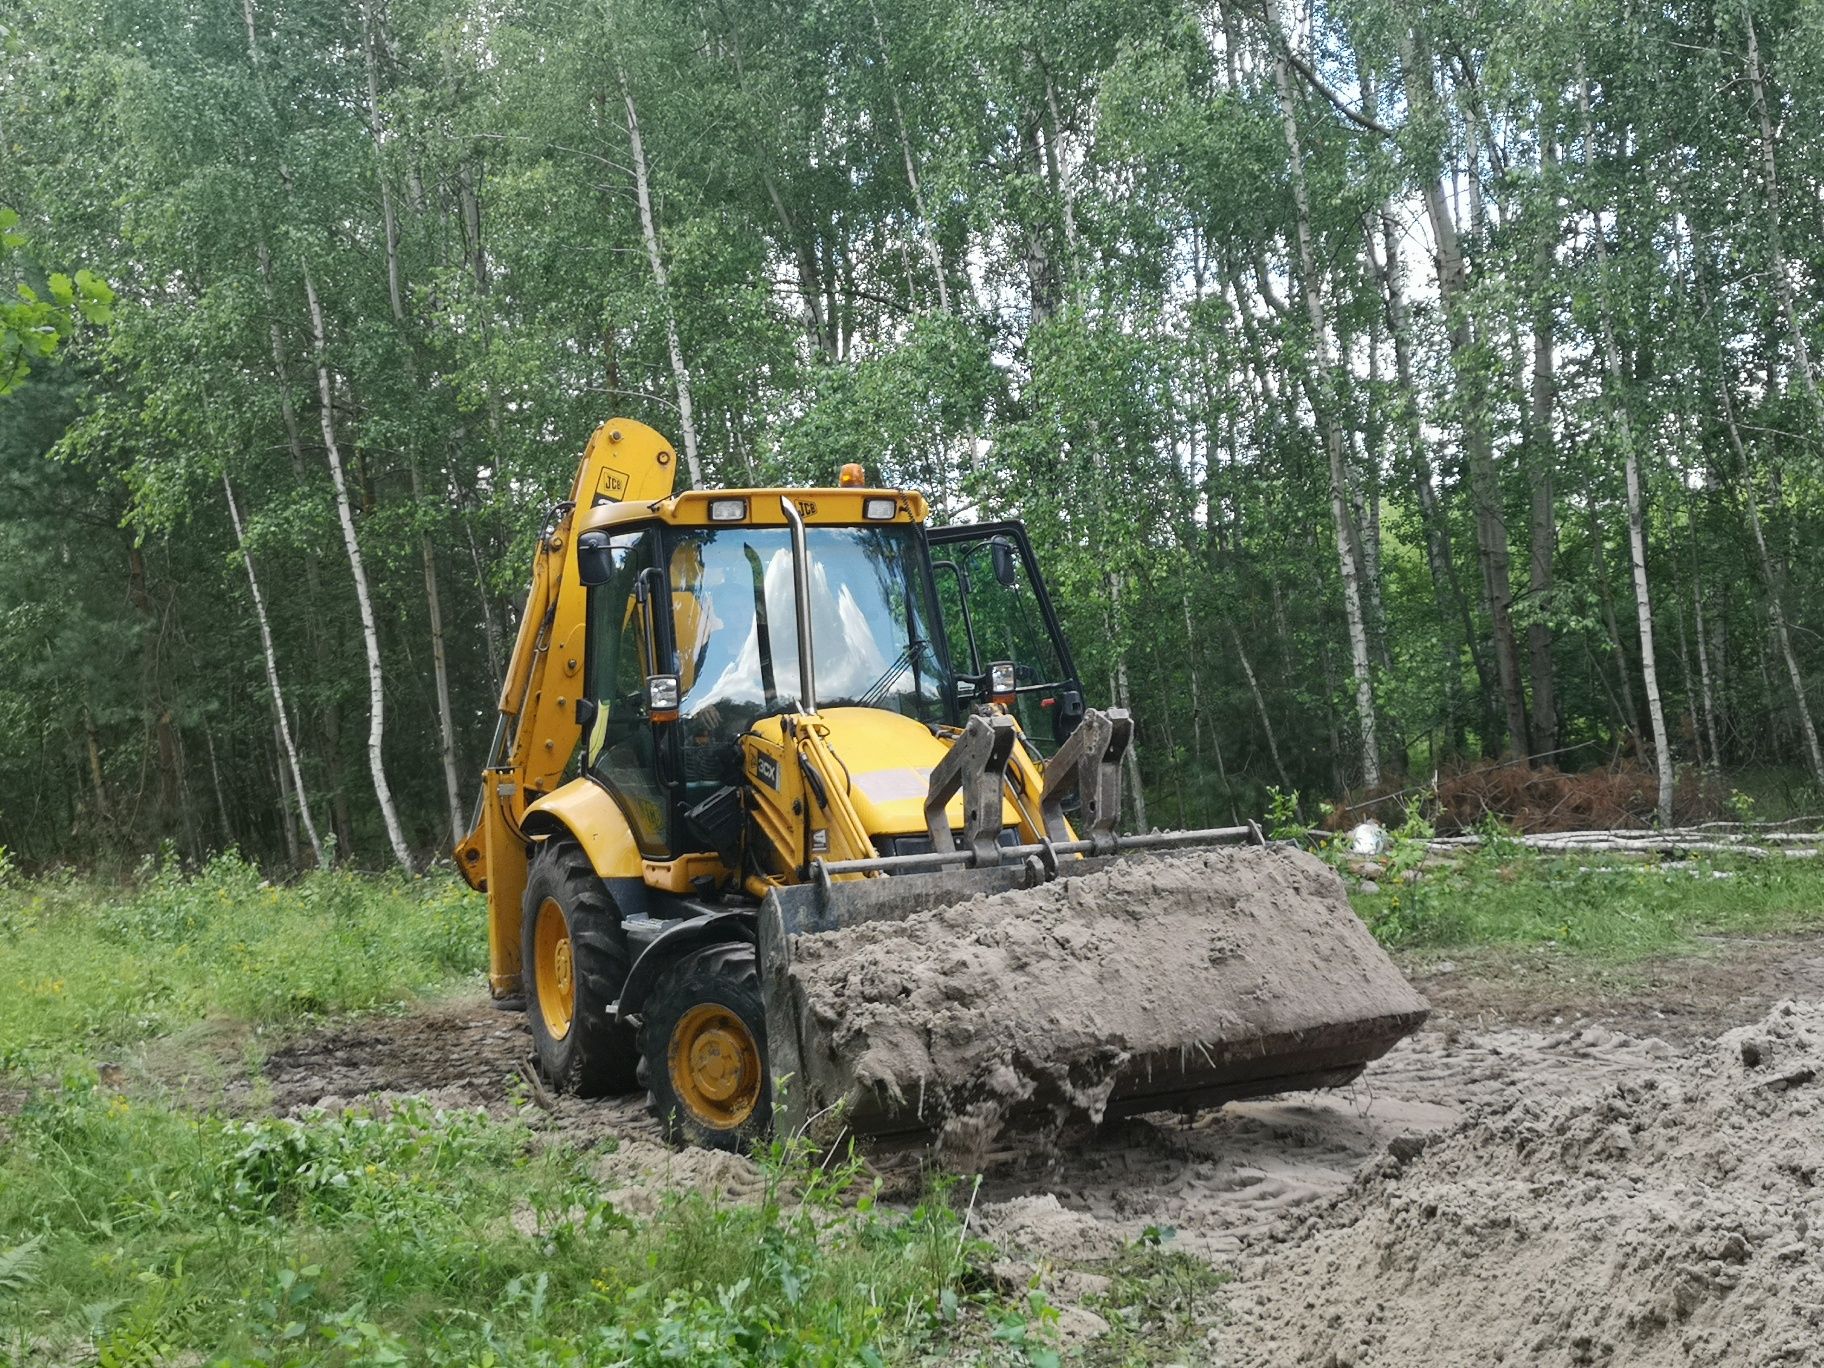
[1352,843,1824,959]
[0,1080,1023,1365]
[0,853,482,1075]
[1082,1230,1228,1366]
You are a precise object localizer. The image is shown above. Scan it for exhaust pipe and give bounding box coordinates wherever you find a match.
[779,496,818,715]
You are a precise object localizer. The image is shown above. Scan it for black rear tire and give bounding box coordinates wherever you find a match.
[641,943,771,1151]
[521,839,640,1096]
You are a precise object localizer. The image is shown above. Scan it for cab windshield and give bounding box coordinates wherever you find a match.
[664,524,949,736]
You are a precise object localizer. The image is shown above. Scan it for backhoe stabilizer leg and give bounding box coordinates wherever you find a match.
[1039,707,1132,848]
[925,712,1017,866]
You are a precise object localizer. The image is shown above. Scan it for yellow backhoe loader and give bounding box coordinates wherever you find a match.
[456,419,1427,1151]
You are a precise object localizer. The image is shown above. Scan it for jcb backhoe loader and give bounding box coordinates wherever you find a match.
[456,419,1427,1151]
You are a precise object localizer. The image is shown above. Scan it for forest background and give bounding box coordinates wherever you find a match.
[4,0,1823,872]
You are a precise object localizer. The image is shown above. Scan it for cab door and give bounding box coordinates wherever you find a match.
[926,521,1086,753]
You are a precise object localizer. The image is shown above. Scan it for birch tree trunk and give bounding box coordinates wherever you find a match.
[1589,505,1644,744]
[618,60,702,487]
[1525,137,1560,758]
[304,270,414,869]
[271,718,301,867]
[1743,11,1824,424]
[1579,70,1674,822]
[1401,29,1529,758]
[413,464,465,846]
[1692,570,1722,770]
[1107,575,1149,833]
[1231,624,1291,792]
[225,474,326,866]
[243,0,355,852]
[1270,12,1380,788]
[359,0,406,324]
[361,0,464,849]
[1713,359,1824,787]
[1370,209,1486,748]
[867,0,948,312]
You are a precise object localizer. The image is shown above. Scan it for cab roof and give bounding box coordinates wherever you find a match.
[577,487,931,534]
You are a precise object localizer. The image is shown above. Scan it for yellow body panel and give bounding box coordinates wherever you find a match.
[814,707,1020,837]
[578,487,929,535]
[457,416,1012,1000]
[456,419,679,995]
[738,707,1028,881]
[524,778,645,879]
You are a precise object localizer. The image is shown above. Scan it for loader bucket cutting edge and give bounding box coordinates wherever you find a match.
[757,849,1430,1144]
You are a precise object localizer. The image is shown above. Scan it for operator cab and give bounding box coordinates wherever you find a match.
[572,471,1085,866]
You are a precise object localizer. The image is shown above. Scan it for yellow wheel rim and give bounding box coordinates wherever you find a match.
[668,1003,761,1130]
[533,897,574,1041]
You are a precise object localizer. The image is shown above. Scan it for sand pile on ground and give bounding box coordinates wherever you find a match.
[786,847,1426,1156]
[1221,999,1824,1367]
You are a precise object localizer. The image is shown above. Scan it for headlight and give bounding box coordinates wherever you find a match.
[863,497,897,520]
[989,661,1016,698]
[709,498,748,522]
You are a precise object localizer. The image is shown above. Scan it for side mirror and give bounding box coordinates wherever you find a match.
[576,531,616,587]
[990,540,1019,588]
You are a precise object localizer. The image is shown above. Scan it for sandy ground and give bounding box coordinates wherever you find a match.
[141,929,1824,1363]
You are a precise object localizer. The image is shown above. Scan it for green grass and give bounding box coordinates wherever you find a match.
[21,839,1816,1362]
[0,1082,1026,1365]
[1348,840,1824,959]
[0,851,482,1075]
[1081,1236,1229,1366]
[0,855,1049,1366]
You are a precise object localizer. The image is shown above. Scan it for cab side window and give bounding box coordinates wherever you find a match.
[937,536,1071,751]
[586,531,670,853]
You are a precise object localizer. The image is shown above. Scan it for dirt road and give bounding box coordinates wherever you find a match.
[193,932,1824,1364]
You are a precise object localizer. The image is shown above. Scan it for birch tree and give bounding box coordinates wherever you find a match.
[1270,2,1380,789]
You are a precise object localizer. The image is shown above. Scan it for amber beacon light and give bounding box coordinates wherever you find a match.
[838,462,867,487]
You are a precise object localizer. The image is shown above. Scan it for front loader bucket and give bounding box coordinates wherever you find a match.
[758,845,1429,1148]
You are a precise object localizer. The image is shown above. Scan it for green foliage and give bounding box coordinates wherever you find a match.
[1265,788,1303,840]
[0,1072,1021,1366]
[1084,1233,1230,1365]
[1354,847,1824,959]
[3,0,1824,874]
[0,210,112,395]
[0,855,482,1075]
[219,1101,513,1223]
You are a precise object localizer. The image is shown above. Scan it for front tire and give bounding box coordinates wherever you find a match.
[521,839,640,1096]
[641,943,770,1151]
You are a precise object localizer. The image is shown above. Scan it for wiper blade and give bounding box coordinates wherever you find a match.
[858,638,926,708]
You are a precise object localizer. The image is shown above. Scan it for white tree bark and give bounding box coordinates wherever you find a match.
[360,3,465,847]
[359,0,406,324]
[1270,14,1380,789]
[271,717,301,866]
[1579,71,1674,822]
[1743,11,1824,425]
[1691,573,1721,770]
[413,464,465,846]
[224,474,326,867]
[868,0,948,312]
[304,270,414,870]
[1715,365,1824,787]
[618,60,702,487]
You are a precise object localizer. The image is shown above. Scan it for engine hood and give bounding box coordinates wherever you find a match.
[790,706,1021,841]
